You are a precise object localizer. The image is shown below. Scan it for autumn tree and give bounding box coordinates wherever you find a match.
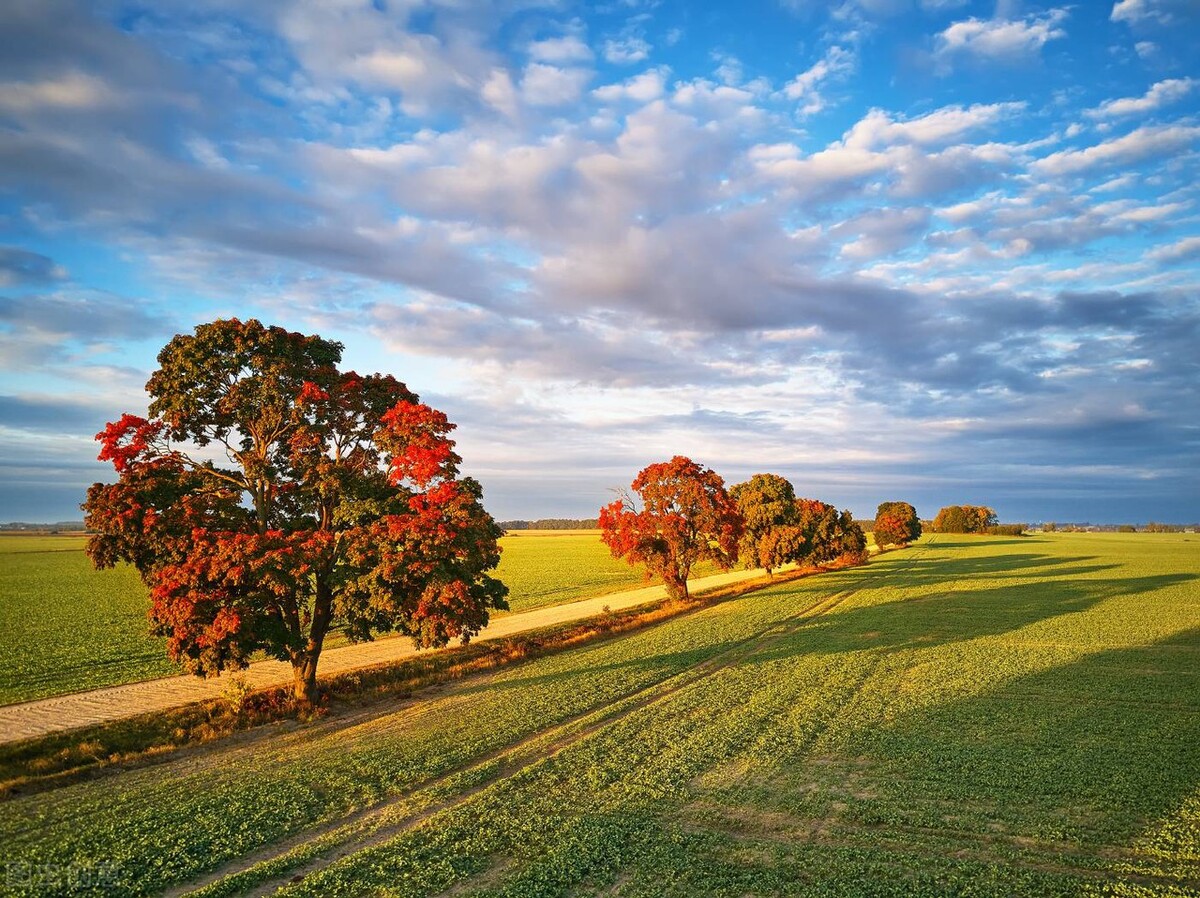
[730,473,799,573]
[83,318,507,705]
[932,505,998,533]
[730,474,867,572]
[798,500,868,565]
[873,501,921,548]
[599,456,741,600]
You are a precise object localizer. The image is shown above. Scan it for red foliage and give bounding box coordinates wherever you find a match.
[872,512,910,548]
[96,414,169,473]
[381,400,459,488]
[83,318,505,704]
[599,456,742,600]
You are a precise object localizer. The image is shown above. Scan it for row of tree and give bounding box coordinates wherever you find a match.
[930,505,1026,536]
[82,319,927,706]
[500,518,599,530]
[596,457,921,601]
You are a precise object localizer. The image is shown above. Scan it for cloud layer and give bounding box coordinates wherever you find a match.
[0,0,1198,523]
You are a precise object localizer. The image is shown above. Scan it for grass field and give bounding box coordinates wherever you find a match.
[0,531,663,705]
[2,532,1197,897]
[0,536,178,705]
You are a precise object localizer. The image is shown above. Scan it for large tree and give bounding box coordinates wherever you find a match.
[83,319,507,704]
[731,474,867,572]
[599,456,741,601]
[872,501,922,548]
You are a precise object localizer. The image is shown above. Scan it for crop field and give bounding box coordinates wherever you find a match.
[0,531,663,705]
[0,536,178,705]
[2,532,1198,896]
[491,530,649,614]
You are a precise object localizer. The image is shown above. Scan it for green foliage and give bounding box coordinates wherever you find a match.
[4,533,1199,897]
[933,504,999,533]
[729,474,867,572]
[873,501,922,547]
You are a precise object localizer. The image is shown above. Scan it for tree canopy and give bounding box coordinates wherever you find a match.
[730,474,867,573]
[598,456,741,600]
[83,318,507,704]
[873,501,922,548]
[932,505,998,534]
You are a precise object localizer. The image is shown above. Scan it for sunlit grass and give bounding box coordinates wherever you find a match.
[3,533,1198,896]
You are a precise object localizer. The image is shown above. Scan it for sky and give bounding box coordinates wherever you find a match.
[1,0,1198,525]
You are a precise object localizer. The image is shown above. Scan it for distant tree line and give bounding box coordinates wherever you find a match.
[1042,522,1193,533]
[500,518,600,530]
[0,521,87,532]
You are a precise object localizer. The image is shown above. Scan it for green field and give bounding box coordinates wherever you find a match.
[3,533,1198,896]
[490,530,651,613]
[0,536,178,705]
[0,531,655,705]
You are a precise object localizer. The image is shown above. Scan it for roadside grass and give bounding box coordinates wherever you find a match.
[2,534,1198,897]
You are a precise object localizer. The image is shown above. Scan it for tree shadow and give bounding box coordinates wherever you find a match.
[745,571,1195,664]
[869,547,1117,585]
[829,626,1200,859]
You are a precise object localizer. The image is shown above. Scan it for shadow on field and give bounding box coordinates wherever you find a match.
[744,571,1195,662]
[830,625,1200,857]
[869,547,1117,584]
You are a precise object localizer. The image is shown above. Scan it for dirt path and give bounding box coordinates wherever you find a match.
[0,565,779,745]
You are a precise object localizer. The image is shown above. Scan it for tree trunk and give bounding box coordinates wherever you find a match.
[292,655,320,706]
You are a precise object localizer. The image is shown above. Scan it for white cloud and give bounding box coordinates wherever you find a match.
[1091,174,1137,192]
[1134,41,1159,60]
[1086,78,1196,118]
[935,9,1068,68]
[1111,0,1185,25]
[782,46,855,116]
[1147,235,1200,263]
[843,102,1025,149]
[528,35,593,63]
[603,37,651,64]
[481,68,519,118]
[521,63,592,107]
[1032,124,1200,175]
[593,69,668,103]
[0,72,116,111]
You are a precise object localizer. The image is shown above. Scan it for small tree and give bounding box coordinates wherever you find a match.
[599,456,741,600]
[800,501,868,565]
[83,319,507,705]
[873,501,921,547]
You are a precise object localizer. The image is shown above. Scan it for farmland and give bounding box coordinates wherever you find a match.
[2,532,1197,896]
[0,536,177,705]
[0,531,665,705]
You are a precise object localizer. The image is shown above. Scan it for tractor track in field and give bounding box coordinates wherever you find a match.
[173,555,927,898]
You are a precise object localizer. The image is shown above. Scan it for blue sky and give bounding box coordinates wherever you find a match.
[1,0,1198,524]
